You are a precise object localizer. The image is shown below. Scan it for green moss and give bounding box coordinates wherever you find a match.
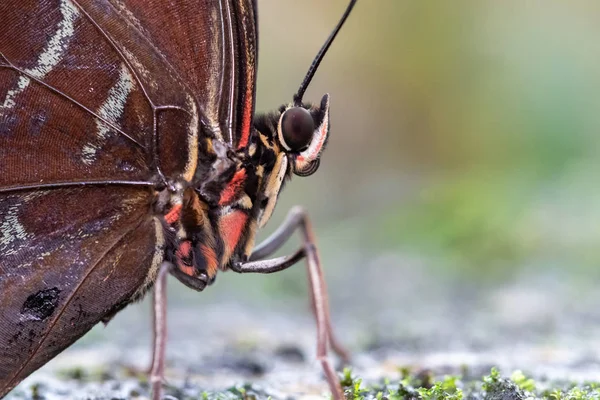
[341,368,355,388]
[511,370,537,392]
[416,375,463,400]
[15,365,600,400]
[336,367,600,400]
[541,386,600,400]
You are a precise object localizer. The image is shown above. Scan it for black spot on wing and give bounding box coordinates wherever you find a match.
[20,288,61,322]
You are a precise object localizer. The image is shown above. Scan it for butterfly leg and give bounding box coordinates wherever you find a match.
[147,290,156,375]
[150,262,171,400]
[244,206,349,362]
[230,206,348,400]
[149,262,208,400]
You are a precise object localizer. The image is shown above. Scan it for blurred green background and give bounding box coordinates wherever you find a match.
[240,0,600,293]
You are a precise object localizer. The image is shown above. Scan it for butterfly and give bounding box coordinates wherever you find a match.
[0,1,356,398]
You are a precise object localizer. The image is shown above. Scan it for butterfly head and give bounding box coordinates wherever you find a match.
[254,94,330,178]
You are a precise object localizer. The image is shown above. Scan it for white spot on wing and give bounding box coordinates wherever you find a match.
[0,0,79,115]
[122,47,156,90]
[28,0,79,79]
[0,204,29,254]
[1,76,29,111]
[82,64,134,164]
[0,192,42,256]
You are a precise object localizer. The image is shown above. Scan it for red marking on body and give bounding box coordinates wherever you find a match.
[164,204,182,224]
[176,240,195,277]
[219,210,248,260]
[177,240,192,257]
[200,244,219,278]
[177,263,195,277]
[237,88,253,149]
[309,123,328,158]
[219,169,247,205]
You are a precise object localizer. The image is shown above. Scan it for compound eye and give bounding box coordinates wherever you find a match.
[280,107,314,151]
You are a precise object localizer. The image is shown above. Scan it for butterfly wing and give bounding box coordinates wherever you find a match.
[0,187,160,396]
[100,0,258,150]
[109,0,259,150]
[101,0,259,150]
[1,0,197,187]
[1,0,258,188]
[0,0,255,395]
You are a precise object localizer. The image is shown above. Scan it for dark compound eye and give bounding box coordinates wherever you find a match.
[280,107,314,151]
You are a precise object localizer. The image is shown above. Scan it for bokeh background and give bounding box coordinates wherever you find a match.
[258,0,600,281]
[249,0,600,325]
[14,1,600,398]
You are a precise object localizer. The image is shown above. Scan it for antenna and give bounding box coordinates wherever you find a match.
[293,0,357,106]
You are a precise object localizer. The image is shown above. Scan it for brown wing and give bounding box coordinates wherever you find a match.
[103,0,259,150]
[0,186,159,397]
[1,0,155,188]
[0,0,259,395]
[0,0,258,189]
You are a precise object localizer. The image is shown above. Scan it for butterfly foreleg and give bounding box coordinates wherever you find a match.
[231,206,349,400]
